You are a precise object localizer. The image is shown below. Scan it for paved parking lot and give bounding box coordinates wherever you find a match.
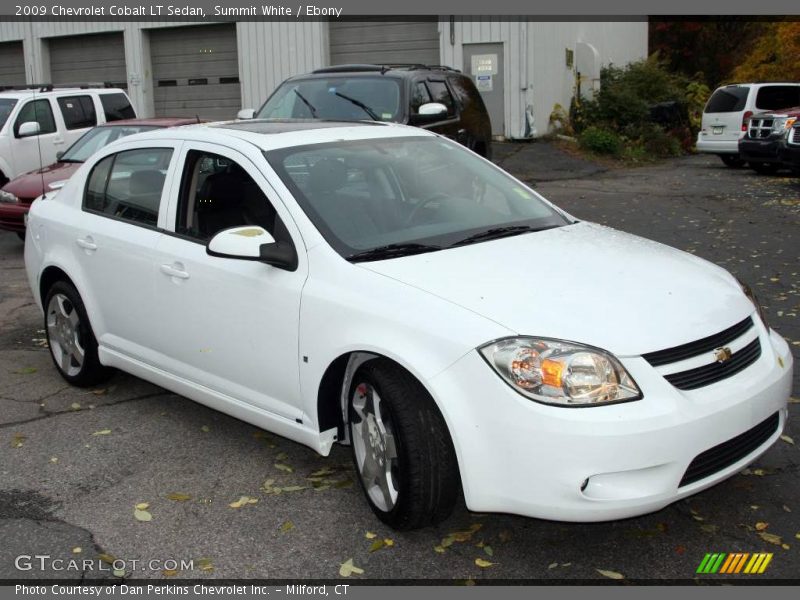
[1,144,798,582]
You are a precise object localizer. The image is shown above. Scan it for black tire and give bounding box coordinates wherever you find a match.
[348,359,459,530]
[43,280,114,387]
[16,231,25,242]
[720,154,746,168]
[750,162,779,175]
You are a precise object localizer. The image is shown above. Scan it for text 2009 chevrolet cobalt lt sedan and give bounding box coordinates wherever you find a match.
[24,120,793,530]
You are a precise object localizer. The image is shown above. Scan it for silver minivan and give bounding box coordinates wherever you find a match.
[696,82,800,167]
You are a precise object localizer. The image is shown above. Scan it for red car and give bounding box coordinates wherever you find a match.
[0,117,198,239]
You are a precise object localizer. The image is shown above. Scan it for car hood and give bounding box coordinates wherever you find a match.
[358,222,754,357]
[2,161,80,201]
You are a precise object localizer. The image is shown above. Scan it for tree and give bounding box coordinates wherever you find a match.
[730,22,800,82]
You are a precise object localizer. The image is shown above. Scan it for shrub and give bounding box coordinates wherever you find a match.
[578,126,623,156]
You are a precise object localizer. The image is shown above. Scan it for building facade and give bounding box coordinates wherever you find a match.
[0,19,647,138]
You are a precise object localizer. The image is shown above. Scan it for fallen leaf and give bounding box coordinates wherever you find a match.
[758,532,783,546]
[783,505,791,513]
[200,425,210,433]
[50,457,58,463]
[434,546,446,553]
[134,508,152,522]
[276,452,289,460]
[274,463,293,473]
[369,539,385,552]
[483,545,494,557]
[229,496,258,508]
[596,569,625,580]
[795,533,800,540]
[780,435,794,445]
[91,389,107,395]
[365,532,377,539]
[166,493,192,502]
[12,434,28,447]
[384,538,394,547]
[196,558,213,572]
[548,562,558,569]
[280,521,294,533]
[701,524,719,534]
[163,569,178,577]
[135,502,149,510]
[113,568,125,577]
[310,467,335,477]
[781,543,790,550]
[70,403,81,410]
[339,558,364,577]
[98,554,116,565]
[281,485,307,492]
[72,547,82,554]
[475,558,495,568]
[755,522,769,531]
[92,429,112,436]
[14,367,37,374]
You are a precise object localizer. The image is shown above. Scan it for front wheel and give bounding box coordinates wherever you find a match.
[348,359,459,530]
[44,281,114,387]
[720,154,746,168]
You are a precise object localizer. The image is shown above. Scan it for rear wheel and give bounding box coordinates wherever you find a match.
[750,162,779,175]
[348,359,459,530]
[720,154,746,168]
[44,281,114,387]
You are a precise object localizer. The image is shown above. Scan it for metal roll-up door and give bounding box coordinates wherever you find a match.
[150,24,240,121]
[49,33,127,87]
[0,41,26,88]
[329,19,440,66]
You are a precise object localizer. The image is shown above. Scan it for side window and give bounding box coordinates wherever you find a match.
[57,95,97,130]
[426,81,456,116]
[176,150,284,243]
[83,148,172,228]
[14,99,57,137]
[410,82,432,113]
[100,93,136,122]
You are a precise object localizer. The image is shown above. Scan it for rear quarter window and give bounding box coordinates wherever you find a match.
[755,86,800,111]
[100,93,136,122]
[705,87,749,113]
[57,95,97,130]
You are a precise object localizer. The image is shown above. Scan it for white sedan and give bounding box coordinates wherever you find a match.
[24,120,793,530]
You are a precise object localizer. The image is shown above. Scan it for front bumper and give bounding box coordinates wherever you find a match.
[739,137,782,164]
[696,134,740,155]
[0,202,29,233]
[429,318,793,521]
[778,143,800,168]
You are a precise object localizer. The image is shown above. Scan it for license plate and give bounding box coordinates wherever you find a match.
[712,126,724,135]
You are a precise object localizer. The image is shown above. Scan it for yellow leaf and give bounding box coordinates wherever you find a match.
[339,558,364,577]
[72,547,82,554]
[280,521,294,533]
[310,467,335,477]
[780,435,794,445]
[133,508,152,522]
[274,463,293,473]
[755,522,769,531]
[98,554,116,564]
[14,367,37,374]
[200,425,210,433]
[758,532,783,546]
[281,485,307,492]
[229,495,258,508]
[365,532,377,539]
[163,569,178,577]
[70,403,81,410]
[384,538,394,547]
[50,457,58,463]
[548,562,558,569]
[276,452,289,460]
[92,429,112,436]
[196,558,213,572]
[596,569,625,580]
[781,543,790,550]
[795,532,800,540]
[135,502,149,510]
[434,545,446,553]
[369,539,386,552]
[113,568,125,577]
[11,434,26,448]
[440,536,455,548]
[166,493,192,502]
[474,558,495,568]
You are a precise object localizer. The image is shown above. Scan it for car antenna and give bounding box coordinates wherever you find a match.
[30,69,47,204]
[195,114,200,124]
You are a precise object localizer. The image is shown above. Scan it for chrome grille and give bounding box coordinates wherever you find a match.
[789,126,800,145]
[748,118,774,139]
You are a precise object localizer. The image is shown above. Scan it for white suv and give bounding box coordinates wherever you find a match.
[696,82,800,167]
[0,85,136,185]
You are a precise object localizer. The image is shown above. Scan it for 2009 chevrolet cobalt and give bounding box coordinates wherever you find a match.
[24,120,793,530]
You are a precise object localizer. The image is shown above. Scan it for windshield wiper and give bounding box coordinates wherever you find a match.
[293,89,317,117]
[347,242,441,262]
[333,91,380,121]
[450,224,558,247]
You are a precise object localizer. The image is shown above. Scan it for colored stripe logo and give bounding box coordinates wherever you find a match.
[696,552,773,574]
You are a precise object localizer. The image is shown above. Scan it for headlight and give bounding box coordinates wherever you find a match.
[479,337,642,407]
[739,278,769,328]
[0,190,18,203]
[773,117,797,133]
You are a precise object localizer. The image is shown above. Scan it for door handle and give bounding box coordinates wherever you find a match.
[160,263,190,280]
[76,236,97,251]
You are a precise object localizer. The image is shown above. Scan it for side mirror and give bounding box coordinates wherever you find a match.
[409,102,448,125]
[206,225,298,271]
[56,150,65,161]
[237,108,255,120]
[18,122,41,137]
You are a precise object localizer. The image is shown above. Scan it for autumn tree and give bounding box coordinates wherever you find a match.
[730,22,800,82]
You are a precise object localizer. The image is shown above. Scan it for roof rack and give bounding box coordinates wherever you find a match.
[312,64,461,75]
[0,82,119,93]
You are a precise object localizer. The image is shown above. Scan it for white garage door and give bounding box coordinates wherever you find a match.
[329,19,440,66]
[150,24,240,121]
[0,41,26,88]
[49,33,127,87]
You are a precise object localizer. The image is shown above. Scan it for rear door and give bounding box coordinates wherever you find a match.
[702,86,750,142]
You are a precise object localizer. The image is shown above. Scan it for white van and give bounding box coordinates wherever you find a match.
[696,82,800,167]
[0,85,136,185]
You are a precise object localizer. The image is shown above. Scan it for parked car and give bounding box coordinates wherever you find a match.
[0,118,198,240]
[738,107,800,174]
[0,85,136,185]
[25,120,792,530]
[238,64,493,158]
[696,82,800,167]
[778,121,800,173]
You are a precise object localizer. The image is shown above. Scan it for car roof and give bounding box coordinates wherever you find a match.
[0,87,127,99]
[124,118,434,151]
[98,117,200,128]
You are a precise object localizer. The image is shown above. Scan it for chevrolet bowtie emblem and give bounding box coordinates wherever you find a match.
[714,347,733,363]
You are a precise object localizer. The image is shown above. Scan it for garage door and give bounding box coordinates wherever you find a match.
[150,24,240,121]
[0,41,26,88]
[49,33,127,87]
[329,19,440,66]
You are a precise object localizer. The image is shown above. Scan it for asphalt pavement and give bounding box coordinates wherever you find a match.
[1,143,798,582]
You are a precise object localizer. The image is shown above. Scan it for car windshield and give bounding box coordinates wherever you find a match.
[59,124,160,162]
[267,136,571,259]
[705,87,749,113]
[0,98,18,131]
[256,77,402,122]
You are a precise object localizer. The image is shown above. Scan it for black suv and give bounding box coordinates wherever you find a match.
[241,64,492,158]
[778,121,800,173]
